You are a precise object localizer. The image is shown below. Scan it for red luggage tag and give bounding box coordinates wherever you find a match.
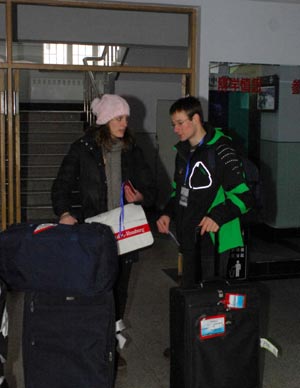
[199,314,226,340]
[33,223,57,234]
[223,293,247,309]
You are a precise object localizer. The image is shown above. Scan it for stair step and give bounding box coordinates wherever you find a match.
[21,121,84,132]
[21,191,51,205]
[21,154,66,165]
[19,104,86,224]
[20,143,71,154]
[21,131,82,143]
[21,178,80,192]
[21,178,55,191]
[20,111,85,122]
[21,191,80,206]
[22,206,57,223]
[22,205,81,223]
[21,165,60,178]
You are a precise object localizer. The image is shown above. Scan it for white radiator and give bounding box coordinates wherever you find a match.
[30,77,84,102]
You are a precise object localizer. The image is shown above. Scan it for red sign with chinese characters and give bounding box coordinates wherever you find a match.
[292,79,300,94]
[216,76,262,93]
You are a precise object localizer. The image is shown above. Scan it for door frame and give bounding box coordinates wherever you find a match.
[0,0,198,229]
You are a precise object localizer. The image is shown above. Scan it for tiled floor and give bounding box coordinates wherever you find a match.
[115,231,300,388]
[115,236,176,388]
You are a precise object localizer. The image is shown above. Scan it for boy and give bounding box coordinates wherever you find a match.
[156,96,253,286]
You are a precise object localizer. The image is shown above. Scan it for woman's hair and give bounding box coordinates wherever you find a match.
[169,96,204,124]
[91,124,134,151]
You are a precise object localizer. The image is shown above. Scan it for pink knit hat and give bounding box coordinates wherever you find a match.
[91,94,130,125]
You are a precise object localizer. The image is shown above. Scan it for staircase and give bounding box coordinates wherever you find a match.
[20,104,86,223]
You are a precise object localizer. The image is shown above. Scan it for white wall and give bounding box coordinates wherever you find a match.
[12,0,300,117]
[277,66,300,142]
[16,5,188,47]
[114,78,181,208]
[201,0,300,114]
[103,0,300,119]
[115,77,181,163]
[107,0,300,228]
[259,64,300,227]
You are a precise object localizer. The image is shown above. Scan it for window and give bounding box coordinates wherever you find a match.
[72,44,93,65]
[44,43,67,64]
[43,44,120,65]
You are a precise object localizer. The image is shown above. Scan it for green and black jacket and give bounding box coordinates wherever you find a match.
[163,125,254,253]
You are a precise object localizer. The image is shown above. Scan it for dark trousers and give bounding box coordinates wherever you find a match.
[114,253,136,321]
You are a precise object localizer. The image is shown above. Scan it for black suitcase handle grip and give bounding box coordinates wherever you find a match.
[194,227,220,284]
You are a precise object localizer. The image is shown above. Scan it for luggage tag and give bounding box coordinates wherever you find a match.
[199,314,226,340]
[222,293,247,309]
[260,338,280,358]
[116,319,127,349]
[33,223,58,234]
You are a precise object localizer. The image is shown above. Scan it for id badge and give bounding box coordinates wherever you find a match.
[179,186,189,207]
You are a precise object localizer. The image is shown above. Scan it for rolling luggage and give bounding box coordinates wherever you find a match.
[0,222,118,295]
[169,230,261,388]
[22,291,115,388]
[0,222,119,388]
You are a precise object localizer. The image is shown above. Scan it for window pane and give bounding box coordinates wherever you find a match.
[73,44,93,65]
[43,43,67,64]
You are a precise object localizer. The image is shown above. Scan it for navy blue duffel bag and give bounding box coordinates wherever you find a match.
[0,222,119,295]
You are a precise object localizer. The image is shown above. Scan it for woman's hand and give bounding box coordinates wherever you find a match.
[124,186,144,203]
[59,212,78,225]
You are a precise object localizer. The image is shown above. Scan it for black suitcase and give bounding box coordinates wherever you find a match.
[22,291,116,388]
[0,222,119,388]
[0,222,118,296]
[169,230,261,388]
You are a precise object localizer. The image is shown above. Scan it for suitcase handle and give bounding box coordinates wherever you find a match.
[194,227,220,284]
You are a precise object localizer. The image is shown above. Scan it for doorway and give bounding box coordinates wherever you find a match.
[0,0,198,229]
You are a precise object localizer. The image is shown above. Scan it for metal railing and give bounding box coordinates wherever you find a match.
[83,46,128,125]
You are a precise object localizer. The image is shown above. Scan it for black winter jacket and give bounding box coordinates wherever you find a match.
[51,129,156,222]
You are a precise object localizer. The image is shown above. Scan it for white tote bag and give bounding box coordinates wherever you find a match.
[85,203,154,255]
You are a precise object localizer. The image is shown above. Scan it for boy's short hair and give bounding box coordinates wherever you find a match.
[169,96,204,124]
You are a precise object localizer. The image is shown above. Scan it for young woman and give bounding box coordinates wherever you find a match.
[51,94,156,369]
